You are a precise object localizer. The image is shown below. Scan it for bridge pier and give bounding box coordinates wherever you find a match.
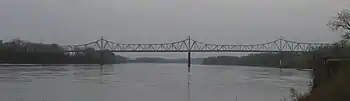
[188,51,191,72]
[279,52,283,68]
[280,59,282,65]
[100,36,105,66]
[187,36,192,73]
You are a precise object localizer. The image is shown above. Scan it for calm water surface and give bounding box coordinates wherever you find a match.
[0,63,311,101]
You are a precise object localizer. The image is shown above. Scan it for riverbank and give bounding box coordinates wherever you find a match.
[201,53,311,69]
[294,9,350,101]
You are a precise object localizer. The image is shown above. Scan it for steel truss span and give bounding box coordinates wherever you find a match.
[62,37,332,52]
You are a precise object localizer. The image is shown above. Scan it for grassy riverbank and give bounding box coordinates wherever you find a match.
[201,52,311,69]
[288,65,350,101]
[291,48,350,101]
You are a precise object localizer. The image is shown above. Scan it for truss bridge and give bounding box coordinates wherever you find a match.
[63,36,331,53]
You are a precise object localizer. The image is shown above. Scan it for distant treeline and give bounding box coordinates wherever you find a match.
[202,52,312,68]
[0,39,127,64]
[128,57,204,64]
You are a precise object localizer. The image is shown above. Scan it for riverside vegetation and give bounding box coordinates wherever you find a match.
[283,9,350,101]
[202,9,350,101]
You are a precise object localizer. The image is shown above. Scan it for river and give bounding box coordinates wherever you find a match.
[0,63,311,101]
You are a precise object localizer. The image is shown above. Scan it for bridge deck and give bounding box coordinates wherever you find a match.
[61,37,331,52]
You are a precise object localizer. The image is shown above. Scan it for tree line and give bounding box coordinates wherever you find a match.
[0,39,127,64]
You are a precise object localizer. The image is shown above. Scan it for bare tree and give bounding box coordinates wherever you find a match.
[328,9,350,33]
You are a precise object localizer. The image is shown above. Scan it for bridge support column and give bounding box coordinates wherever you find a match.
[187,36,191,73]
[279,52,284,68]
[188,51,191,72]
[100,36,105,66]
[279,59,282,67]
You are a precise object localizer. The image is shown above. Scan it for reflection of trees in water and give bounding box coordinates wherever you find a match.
[278,70,296,77]
[0,66,70,82]
[249,68,297,77]
[0,65,118,84]
[98,65,116,76]
[72,65,116,84]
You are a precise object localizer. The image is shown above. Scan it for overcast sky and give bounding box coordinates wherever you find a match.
[0,0,349,58]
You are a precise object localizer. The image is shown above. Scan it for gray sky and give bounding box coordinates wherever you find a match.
[0,0,349,58]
